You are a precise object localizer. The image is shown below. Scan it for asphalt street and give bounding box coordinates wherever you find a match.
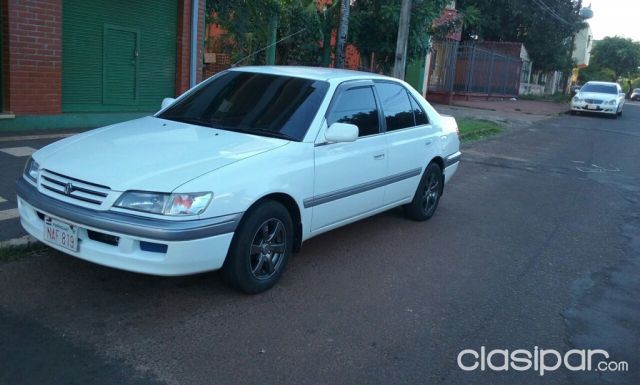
[1,104,639,385]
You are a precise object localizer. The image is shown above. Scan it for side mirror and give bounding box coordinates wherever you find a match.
[324,122,359,143]
[161,97,176,110]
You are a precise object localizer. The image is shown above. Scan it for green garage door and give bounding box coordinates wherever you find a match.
[63,0,177,112]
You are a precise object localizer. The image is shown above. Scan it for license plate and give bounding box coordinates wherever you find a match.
[587,105,598,110]
[44,216,79,252]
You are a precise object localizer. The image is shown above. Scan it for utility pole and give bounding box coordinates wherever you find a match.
[393,0,412,79]
[266,13,278,65]
[335,0,350,69]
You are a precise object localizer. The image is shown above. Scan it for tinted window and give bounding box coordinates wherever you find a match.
[327,87,380,137]
[580,83,618,94]
[376,82,415,131]
[158,71,329,141]
[409,94,428,125]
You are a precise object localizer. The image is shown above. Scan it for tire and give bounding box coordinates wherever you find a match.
[222,201,293,294]
[569,110,576,115]
[403,162,444,221]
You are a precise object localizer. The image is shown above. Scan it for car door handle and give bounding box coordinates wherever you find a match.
[425,140,433,146]
[373,154,385,160]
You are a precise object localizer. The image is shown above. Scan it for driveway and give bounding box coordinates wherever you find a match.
[1,104,639,385]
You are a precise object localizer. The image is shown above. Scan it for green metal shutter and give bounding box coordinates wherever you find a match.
[63,0,177,112]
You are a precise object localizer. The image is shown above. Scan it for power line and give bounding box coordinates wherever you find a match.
[532,0,572,26]
[232,28,308,67]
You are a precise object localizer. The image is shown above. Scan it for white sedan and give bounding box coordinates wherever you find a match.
[570,81,625,117]
[17,66,461,293]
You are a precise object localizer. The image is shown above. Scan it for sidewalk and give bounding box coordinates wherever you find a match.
[0,131,79,244]
[433,98,568,128]
[453,99,568,115]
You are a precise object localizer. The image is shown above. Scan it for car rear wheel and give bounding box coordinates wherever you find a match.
[223,201,293,294]
[403,162,443,221]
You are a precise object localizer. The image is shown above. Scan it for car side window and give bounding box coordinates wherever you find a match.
[375,82,415,131]
[327,86,380,137]
[409,94,429,126]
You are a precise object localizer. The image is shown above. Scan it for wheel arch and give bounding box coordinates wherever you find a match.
[430,156,445,195]
[246,192,303,252]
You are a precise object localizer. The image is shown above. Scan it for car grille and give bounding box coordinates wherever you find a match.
[40,169,111,206]
[584,99,603,104]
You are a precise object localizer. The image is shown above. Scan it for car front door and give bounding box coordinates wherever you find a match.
[374,81,439,206]
[309,81,387,232]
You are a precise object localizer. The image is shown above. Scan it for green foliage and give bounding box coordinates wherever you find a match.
[206,0,323,65]
[456,0,584,72]
[577,65,616,83]
[275,2,323,65]
[350,0,450,74]
[590,36,640,79]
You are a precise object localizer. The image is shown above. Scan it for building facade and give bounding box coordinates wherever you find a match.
[0,0,205,130]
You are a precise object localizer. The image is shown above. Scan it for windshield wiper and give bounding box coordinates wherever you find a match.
[161,117,296,141]
[164,116,214,127]
[242,128,296,141]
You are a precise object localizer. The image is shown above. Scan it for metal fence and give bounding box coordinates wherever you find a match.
[428,42,523,97]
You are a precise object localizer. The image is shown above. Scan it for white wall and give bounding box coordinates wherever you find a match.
[572,26,593,67]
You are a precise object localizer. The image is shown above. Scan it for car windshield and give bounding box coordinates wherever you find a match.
[580,83,617,94]
[634,88,640,93]
[158,71,330,141]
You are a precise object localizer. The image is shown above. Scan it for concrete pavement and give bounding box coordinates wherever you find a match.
[1,103,639,384]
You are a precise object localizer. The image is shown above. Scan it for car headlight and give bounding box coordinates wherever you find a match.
[572,96,582,103]
[607,99,617,105]
[114,191,213,216]
[24,157,40,183]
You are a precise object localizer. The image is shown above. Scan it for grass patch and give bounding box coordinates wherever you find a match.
[457,118,504,142]
[0,242,49,263]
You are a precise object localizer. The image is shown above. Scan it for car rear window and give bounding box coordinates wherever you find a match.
[158,71,329,141]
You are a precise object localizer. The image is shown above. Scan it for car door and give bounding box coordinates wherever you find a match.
[374,81,440,205]
[309,81,388,232]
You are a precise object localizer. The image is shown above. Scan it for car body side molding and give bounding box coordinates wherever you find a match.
[303,168,422,208]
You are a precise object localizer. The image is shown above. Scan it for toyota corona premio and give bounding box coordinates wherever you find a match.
[16,66,461,293]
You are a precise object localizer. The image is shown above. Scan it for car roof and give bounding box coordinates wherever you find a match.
[229,65,393,82]
[584,81,618,86]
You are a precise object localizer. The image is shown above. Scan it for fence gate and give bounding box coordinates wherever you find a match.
[428,42,522,98]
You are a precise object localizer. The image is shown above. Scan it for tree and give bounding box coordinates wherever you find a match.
[350,0,449,74]
[589,36,640,80]
[456,0,584,72]
[207,0,322,66]
[335,0,351,68]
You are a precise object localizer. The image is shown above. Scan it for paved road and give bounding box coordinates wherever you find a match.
[1,104,639,385]
[0,134,77,242]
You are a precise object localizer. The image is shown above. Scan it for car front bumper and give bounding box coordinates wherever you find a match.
[570,102,618,114]
[16,178,239,276]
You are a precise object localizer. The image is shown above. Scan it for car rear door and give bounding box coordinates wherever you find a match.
[309,81,388,232]
[374,81,439,205]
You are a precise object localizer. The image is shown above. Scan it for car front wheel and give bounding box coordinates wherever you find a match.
[403,162,443,221]
[223,201,293,294]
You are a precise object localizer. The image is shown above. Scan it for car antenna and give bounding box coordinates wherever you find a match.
[231,28,307,67]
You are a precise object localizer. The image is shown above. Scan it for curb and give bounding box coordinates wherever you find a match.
[0,133,77,142]
[0,235,38,248]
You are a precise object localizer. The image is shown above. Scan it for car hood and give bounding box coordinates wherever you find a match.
[34,117,289,192]
[577,92,617,101]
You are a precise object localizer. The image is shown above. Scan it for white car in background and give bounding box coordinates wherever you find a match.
[570,81,625,118]
[16,66,461,293]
